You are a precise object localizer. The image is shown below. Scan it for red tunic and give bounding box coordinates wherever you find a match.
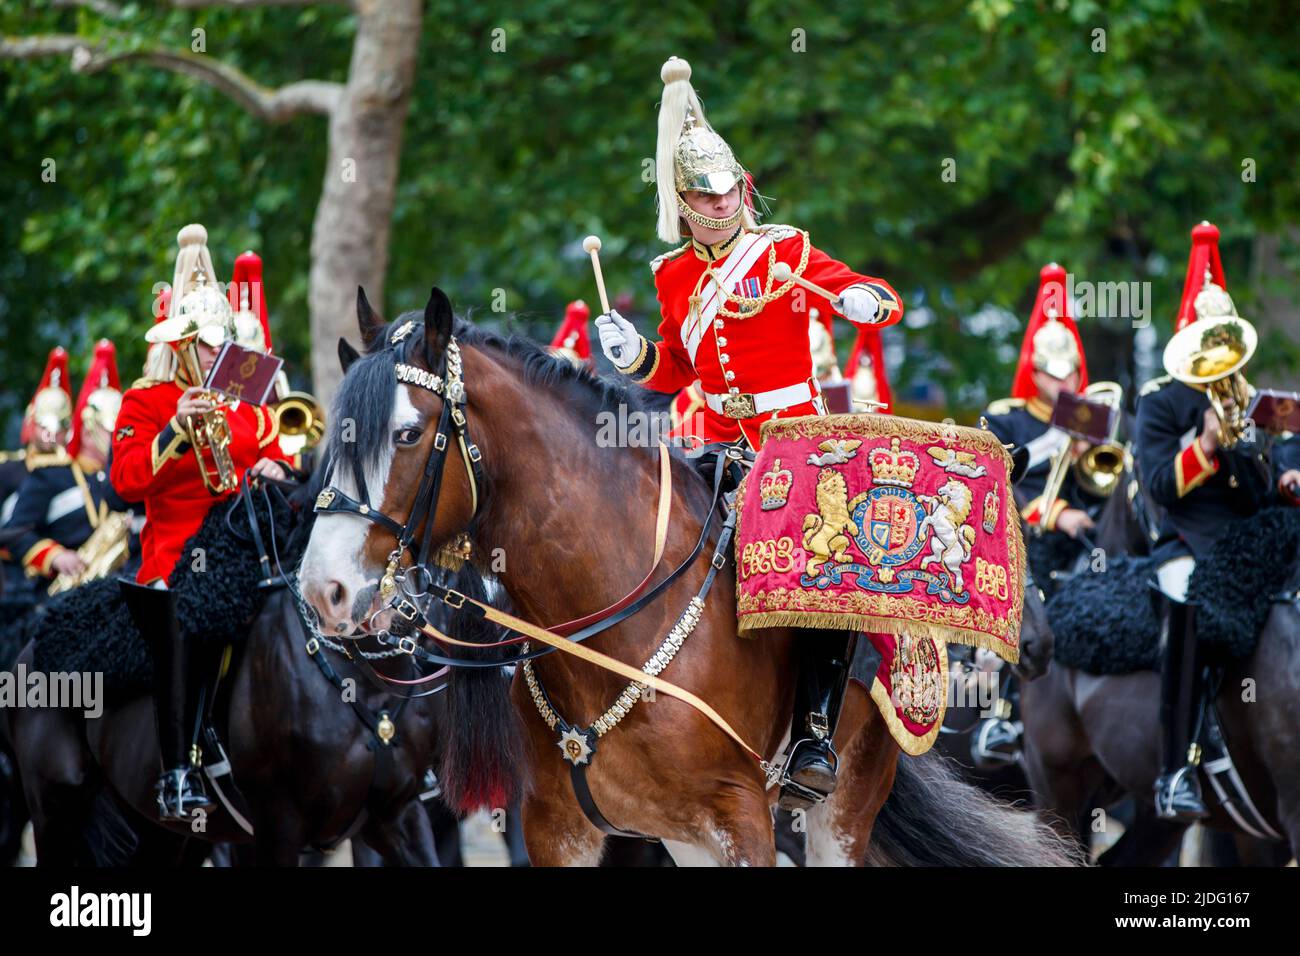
[110,378,284,584]
[627,225,903,447]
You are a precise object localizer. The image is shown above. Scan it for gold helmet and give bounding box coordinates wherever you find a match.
[147,223,235,347]
[655,57,758,243]
[21,347,74,444]
[1031,312,1082,380]
[68,339,122,458]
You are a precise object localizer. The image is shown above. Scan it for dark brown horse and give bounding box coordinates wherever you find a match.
[299,288,1078,866]
[1020,542,1300,865]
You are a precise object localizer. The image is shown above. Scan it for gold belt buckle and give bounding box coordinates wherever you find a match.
[722,392,758,420]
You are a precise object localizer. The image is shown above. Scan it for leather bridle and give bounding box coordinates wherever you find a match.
[314,327,486,612]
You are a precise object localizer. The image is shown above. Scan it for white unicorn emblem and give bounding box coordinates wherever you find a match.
[917,479,978,593]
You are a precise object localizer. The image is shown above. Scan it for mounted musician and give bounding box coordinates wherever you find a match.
[110,224,290,820]
[593,57,904,805]
[1134,221,1274,820]
[982,263,1102,547]
[2,344,129,601]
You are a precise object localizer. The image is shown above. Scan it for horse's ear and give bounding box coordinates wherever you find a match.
[338,337,360,373]
[423,286,454,364]
[357,286,384,350]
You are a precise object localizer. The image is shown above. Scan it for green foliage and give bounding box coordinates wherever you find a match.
[3,0,1298,439]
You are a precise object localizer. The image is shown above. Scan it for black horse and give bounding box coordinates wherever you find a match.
[2,485,519,866]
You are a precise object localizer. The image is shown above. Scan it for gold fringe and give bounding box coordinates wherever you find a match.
[737,609,1019,665]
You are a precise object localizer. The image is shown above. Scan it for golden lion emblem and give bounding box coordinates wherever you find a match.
[801,468,858,577]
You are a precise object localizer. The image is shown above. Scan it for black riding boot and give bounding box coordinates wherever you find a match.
[120,581,216,821]
[779,632,851,812]
[1154,597,1208,821]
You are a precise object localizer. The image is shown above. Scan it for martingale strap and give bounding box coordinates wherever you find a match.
[416,570,764,765]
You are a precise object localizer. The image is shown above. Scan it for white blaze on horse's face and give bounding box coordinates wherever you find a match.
[300,383,420,631]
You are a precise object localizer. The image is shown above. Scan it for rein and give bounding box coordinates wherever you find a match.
[311,328,769,769]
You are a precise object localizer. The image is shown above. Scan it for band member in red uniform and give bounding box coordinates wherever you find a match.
[596,57,904,808]
[596,57,903,452]
[547,299,593,366]
[112,223,289,820]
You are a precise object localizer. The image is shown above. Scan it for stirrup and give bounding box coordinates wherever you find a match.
[155,768,215,821]
[973,717,1022,768]
[778,737,838,812]
[1154,767,1208,822]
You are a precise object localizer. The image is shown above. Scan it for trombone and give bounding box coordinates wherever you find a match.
[1037,381,1126,532]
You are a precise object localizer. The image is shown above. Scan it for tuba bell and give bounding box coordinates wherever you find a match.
[1162,276,1256,449]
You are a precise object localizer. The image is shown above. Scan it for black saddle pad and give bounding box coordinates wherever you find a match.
[20,488,304,701]
[1047,555,1161,675]
[1189,507,1300,659]
[1046,508,1300,676]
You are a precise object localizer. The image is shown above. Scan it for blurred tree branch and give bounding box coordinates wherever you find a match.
[0,35,340,120]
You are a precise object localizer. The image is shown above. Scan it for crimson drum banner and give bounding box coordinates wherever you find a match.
[734,414,1026,753]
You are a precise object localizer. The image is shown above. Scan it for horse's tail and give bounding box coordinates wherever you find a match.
[961,524,976,556]
[865,753,1082,867]
[80,787,140,867]
[436,564,525,816]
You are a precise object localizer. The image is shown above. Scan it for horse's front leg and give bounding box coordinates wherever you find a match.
[664,779,777,867]
[360,799,440,866]
[806,683,896,866]
[520,789,606,866]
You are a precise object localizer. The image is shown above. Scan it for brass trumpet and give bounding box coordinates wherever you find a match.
[273,390,325,456]
[1163,315,1257,449]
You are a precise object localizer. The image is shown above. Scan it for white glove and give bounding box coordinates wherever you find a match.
[594,309,641,369]
[836,286,881,325]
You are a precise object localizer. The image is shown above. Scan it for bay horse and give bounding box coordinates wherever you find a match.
[298,287,1078,866]
[1020,535,1300,866]
[2,488,513,866]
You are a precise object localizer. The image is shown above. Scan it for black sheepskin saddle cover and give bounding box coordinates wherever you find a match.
[1025,530,1086,597]
[15,489,302,700]
[1047,555,1162,675]
[1189,507,1300,659]
[1046,507,1300,676]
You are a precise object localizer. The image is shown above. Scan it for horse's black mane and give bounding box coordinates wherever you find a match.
[329,311,649,480]
[452,316,640,416]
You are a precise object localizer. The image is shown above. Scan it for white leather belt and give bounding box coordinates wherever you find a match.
[703,381,818,420]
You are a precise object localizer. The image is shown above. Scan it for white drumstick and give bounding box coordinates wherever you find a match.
[772,261,841,303]
[583,235,612,314]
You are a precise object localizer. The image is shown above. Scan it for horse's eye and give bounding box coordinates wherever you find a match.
[395,427,422,446]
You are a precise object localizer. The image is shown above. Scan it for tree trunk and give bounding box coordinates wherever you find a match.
[1249,230,1300,389]
[308,0,422,406]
